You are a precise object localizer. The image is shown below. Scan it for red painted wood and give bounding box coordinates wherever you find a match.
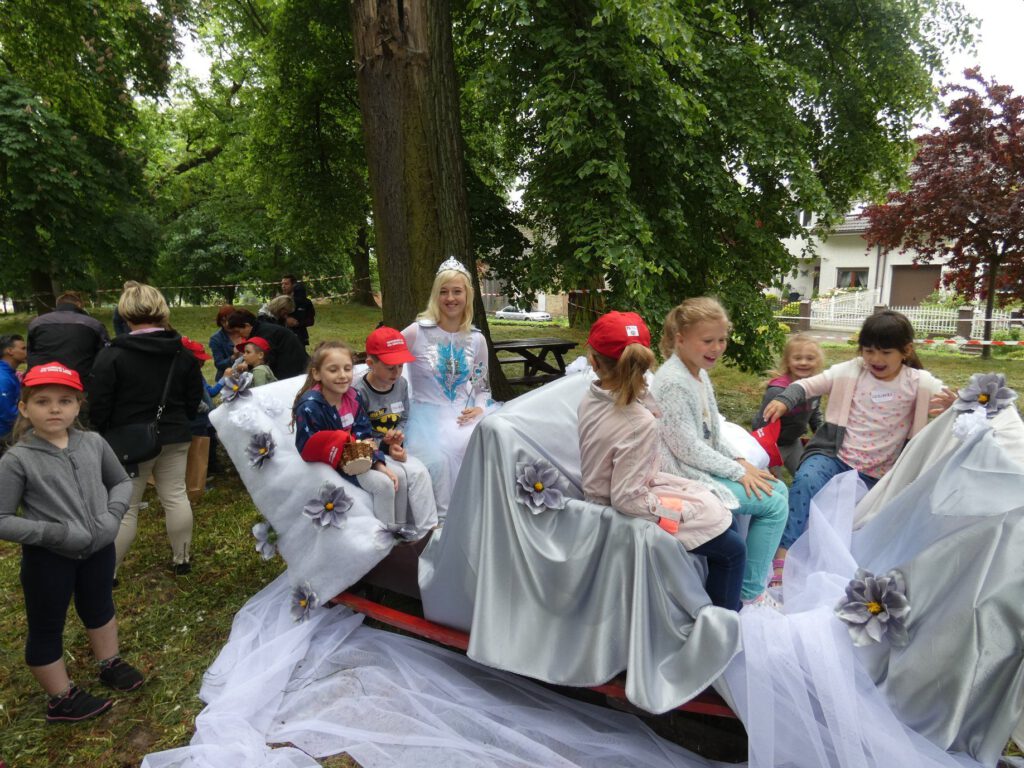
[332,591,737,719]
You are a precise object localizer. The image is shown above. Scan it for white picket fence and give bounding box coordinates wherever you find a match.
[809,290,880,330]
[808,291,1016,337]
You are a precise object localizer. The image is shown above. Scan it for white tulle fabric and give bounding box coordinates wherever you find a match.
[141,573,736,768]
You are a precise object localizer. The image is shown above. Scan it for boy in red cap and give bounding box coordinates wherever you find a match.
[354,327,438,531]
[0,363,144,723]
[229,337,277,387]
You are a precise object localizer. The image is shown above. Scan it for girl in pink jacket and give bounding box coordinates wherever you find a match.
[576,311,745,611]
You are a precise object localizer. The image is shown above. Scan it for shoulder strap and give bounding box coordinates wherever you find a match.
[155,349,183,421]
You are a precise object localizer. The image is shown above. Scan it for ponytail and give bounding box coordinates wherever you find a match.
[592,344,656,406]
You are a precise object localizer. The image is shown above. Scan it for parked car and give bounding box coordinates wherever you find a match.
[494,305,552,322]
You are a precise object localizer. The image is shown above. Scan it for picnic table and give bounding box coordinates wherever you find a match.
[492,337,578,386]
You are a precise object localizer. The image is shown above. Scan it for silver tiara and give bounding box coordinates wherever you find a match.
[437,256,471,278]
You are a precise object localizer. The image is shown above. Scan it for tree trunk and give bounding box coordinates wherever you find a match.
[351,0,512,397]
[350,223,377,306]
[29,266,55,315]
[981,254,1001,360]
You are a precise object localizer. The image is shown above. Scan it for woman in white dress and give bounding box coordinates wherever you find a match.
[402,258,496,518]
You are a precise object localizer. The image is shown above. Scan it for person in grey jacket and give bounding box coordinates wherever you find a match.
[0,362,144,724]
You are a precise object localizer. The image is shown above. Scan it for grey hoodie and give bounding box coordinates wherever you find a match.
[0,429,132,558]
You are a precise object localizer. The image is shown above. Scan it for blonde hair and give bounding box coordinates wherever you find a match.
[118,282,170,326]
[659,297,731,357]
[590,344,656,406]
[267,295,296,319]
[418,269,474,332]
[11,384,85,442]
[292,340,355,412]
[776,333,824,379]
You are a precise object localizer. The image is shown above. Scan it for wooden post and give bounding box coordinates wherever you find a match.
[797,300,811,331]
[956,307,974,340]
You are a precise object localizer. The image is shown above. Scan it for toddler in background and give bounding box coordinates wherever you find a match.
[353,327,438,531]
[751,333,824,477]
[577,312,745,611]
[230,337,277,387]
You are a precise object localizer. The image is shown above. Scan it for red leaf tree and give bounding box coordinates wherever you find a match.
[864,69,1024,357]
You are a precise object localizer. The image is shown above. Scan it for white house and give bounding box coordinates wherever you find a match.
[783,210,948,306]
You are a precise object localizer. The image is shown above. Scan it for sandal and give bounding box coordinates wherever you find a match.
[768,558,785,589]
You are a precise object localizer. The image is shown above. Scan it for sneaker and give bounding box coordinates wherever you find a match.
[46,685,113,724]
[99,658,145,692]
[741,590,784,612]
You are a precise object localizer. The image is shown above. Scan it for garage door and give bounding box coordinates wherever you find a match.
[889,265,942,306]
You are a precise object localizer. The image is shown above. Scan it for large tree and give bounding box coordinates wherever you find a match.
[864,69,1023,358]
[0,0,187,309]
[464,0,973,371]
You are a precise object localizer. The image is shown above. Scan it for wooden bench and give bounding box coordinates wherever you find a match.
[492,337,578,385]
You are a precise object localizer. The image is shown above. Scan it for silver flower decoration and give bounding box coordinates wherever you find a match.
[221,371,254,402]
[373,522,421,551]
[515,460,567,514]
[835,568,910,647]
[251,521,278,560]
[302,483,353,529]
[953,373,1017,417]
[952,407,988,442]
[291,582,318,622]
[246,432,275,468]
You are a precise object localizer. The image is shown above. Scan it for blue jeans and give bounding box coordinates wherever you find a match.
[692,526,746,612]
[716,477,788,601]
[781,454,878,550]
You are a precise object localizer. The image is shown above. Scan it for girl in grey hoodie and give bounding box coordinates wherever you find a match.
[0,363,143,724]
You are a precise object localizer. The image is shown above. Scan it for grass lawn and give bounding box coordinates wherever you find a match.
[0,303,1021,767]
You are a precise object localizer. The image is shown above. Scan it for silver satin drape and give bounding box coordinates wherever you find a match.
[419,373,742,714]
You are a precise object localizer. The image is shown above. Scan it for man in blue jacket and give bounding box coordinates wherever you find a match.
[1,333,27,444]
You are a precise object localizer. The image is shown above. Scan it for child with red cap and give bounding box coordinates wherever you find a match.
[229,337,277,387]
[0,363,144,723]
[353,327,438,531]
[577,312,746,611]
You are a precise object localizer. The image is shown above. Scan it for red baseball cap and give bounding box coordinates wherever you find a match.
[181,336,212,361]
[750,420,784,468]
[23,362,83,391]
[237,336,271,354]
[587,311,651,359]
[365,327,415,365]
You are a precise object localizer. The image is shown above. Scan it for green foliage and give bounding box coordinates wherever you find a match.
[460,0,972,372]
[779,301,801,317]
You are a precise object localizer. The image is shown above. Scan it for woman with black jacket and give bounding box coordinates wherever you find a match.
[88,284,204,575]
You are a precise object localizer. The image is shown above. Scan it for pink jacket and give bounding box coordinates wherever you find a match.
[576,382,732,550]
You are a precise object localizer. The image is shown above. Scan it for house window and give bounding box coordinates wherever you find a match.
[836,268,868,289]
[799,210,813,227]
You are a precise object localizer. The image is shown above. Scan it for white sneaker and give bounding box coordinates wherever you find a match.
[741,590,784,613]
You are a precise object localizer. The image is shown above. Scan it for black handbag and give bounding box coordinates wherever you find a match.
[103,349,181,466]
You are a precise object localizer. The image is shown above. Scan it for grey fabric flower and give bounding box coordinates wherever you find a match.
[373,522,421,551]
[221,371,254,402]
[515,460,567,514]
[953,373,1017,417]
[302,483,352,529]
[251,521,278,560]
[835,568,910,647]
[246,432,275,468]
[291,582,318,622]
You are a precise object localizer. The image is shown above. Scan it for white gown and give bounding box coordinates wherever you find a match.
[401,320,497,517]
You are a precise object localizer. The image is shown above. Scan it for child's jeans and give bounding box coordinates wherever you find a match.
[691,526,746,611]
[716,477,788,601]
[21,543,115,666]
[781,454,878,550]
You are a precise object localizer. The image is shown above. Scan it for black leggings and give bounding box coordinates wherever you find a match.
[20,543,116,666]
